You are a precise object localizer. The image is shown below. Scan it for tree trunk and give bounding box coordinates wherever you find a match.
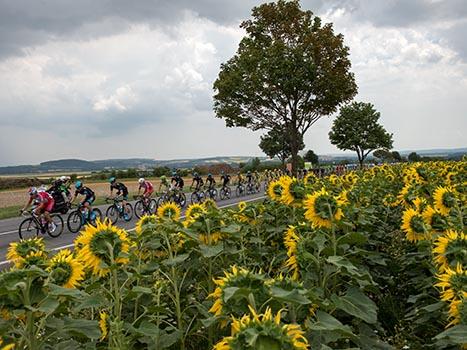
[289,125,299,176]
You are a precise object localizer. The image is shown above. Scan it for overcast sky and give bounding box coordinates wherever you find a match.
[0,0,466,166]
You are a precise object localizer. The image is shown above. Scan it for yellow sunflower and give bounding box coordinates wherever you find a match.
[74,219,130,277]
[433,230,466,272]
[303,188,343,229]
[184,203,207,227]
[199,232,222,245]
[7,237,45,268]
[422,206,447,231]
[435,263,467,303]
[433,186,457,215]
[157,202,181,221]
[20,251,48,268]
[213,306,309,350]
[135,214,158,235]
[446,298,466,327]
[401,208,427,242]
[99,311,108,341]
[280,177,305,206]
[238,201,247,212]
[267,180,283,202]
[48,249,84,288]
[303,172,317,186]
[284,226,300,280]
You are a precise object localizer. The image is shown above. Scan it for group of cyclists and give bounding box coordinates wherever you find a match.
[19,169,269,234]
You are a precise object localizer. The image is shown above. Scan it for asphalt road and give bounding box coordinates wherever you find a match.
[0,188,267,268]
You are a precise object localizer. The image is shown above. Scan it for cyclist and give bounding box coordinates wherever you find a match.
[171,171,184,191]
[109,177,129,216]
[220,171,231,188]
[236,172,244,186]
[20,187,56,232]
[138,177,154,201]
[246,171,253,185]
[190,172,204,191]
[205,173,216,190]
[158,175,169,193]
[71,180,96,220]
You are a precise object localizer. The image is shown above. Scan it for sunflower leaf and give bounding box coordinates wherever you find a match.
[331,287,377,324]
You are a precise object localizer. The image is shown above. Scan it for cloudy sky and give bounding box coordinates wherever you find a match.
[0,0,466,166]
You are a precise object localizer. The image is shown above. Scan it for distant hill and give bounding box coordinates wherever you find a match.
[0,156,265,175]
[0,147,464,175]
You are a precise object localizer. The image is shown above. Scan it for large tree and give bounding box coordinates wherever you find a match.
[259,125,305,167]
[303,149,319,165]
[329,102,393,168]
[213,0,357,174]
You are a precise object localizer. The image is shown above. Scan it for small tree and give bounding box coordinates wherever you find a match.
[303,150,319,165]
[408,152,421,162]
[329,102,393,168]
[259,126,304,168]
[391,151,402,162]
[373,149,393,162]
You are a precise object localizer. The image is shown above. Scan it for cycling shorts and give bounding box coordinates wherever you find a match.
[82,196,95,205]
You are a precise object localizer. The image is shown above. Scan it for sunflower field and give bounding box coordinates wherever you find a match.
[0,161,466,349]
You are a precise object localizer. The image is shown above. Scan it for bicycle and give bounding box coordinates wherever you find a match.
[235,183,245,197]
[205,186,218,200]
[67,204,103,233]
[246,181,256,195]
[134,195,158,219]
[219,185,231,200]
[105,197,133,224]
[159,186,186,208]
[18,209,64,240]
[190,187,205,204]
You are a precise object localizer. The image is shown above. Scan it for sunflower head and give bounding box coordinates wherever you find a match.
[7,237,46,268]
[213,306,309,350]
[281,178,305,206]
[74,219,130,277]
[48,249,84,288]
[157,202,181,221]
[186,203,207,221]
[21,251,48,269]
[401,208,427,242]
[433,186,457,216]
[303,188,343,229]
[433,230,466,272]
[435,263,467,303]
[284,226,301,280]
[208,266,269,320]
[268,180,284,202]
[422,206,447,231]
[238,201,247,212]
[99,311,108,341]
[303,172,317,186]
[135,214,158,235]
[204,198,218,210]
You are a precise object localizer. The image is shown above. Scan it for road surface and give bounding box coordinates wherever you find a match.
[0,188,266,268]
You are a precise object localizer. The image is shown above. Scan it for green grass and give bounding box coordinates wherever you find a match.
[0,205,23,220]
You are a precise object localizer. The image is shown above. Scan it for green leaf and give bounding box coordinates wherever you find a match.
[132,286,153,294]
[199,244,223,258]
[308,310,355,339]
[48,283,87,298]
[434,325,467,345]
[37,297,60,314]
[74,294,106,312]
[269,286,311,305]
[162,253,189,266]
[331,287,377,324]
[223,287,240,302]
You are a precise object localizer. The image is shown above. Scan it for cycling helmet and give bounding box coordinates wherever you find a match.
[59,175,67,181]
[75,180,83,189]
[28,187,38,196]
[138,178,145,184]
[221,171,225,175]
[172,171,177,176]
[208,173,212,177]
[160,175,166,181]
[109,177,116,183]
[247,171,251,174]
[193,172,198,177]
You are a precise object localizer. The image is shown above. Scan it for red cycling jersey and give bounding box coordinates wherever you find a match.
[140,181,154,194]
[37,191,54,212]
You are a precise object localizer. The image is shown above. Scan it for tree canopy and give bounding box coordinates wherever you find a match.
[304,149,319,165]
[213,0,357,174]
[329,102,393,168]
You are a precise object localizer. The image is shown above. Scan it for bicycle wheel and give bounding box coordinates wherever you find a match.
[106,205,119,224]
[134,200,145,219]
[191,192,200,204]
[19,217,40,240]
[89,208,102,227]
[179,192,186,207]
[157,195,167,207]
[47,214,64,238]
[211,188,218,200]
[236,186,241,197]
[67,210,83,233]
[149,199,158,214]
[225,187,231,199]
[219,188,226,200]
[123,203,133,222]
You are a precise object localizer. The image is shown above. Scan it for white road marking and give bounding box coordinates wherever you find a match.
[0,196,266,267]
